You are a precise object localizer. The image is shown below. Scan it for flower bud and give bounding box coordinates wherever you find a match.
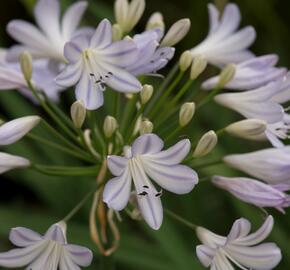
[20,51,33,82]
[225,119,267,140]
[146,12,165,31]
[112,24,123,41]
[179,51,193,72]
[179,102,195,127]
[114,0,129,29]
[190,56,207,80]
[218,64,236,88]
[140,84,154,104]
[161,18,191,47]
[103,116,118,138]
[140,120,153,134]
[193,130,217,157]
[71,100,86,128]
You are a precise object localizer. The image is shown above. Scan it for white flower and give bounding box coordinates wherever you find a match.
[0,222,93,269]
[191,3,256,67]
[0,116,40,145]
[212,176,290,213]
[223,147,290,185]
[103,133,198,230]
[6,0,90,62]
[214,80,284,124]
[203,55,287,90]
[0,152,30,174]
[196,216,282,270]
[56,19,142,110]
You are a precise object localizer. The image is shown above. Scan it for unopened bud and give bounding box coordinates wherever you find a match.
[71,100,86,128]
[103,116,118,138]
[161,18,191,47]
[225,119,267,140]
[190,56,207,80]
[112,24,123,41]
[140,84,154,104]
[140,120,153,134]
[193,130,217,157]
[179,51,193,72]
[114,0,129,29]
[20,51,33,82]
[179,102,195,127]
[218,64,236,88]
[146,12,165,31]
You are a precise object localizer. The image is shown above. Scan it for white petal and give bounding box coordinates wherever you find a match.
[146,139,191,165]
[130,159,163,230]
[75,72,104,110]
[0,116,40,145]
[90,19,112,49]
[59,250,81,270]
[234,216,274,246]
[9,227,42,247]
[196,245,215,267]
[207,4,219,36]
[226,243,281,270]
[64,41,83,63]
[34,0,61,42]
[0,241,47,267]
[142,160,198,194]
[226,218,251,242]
[131,134,164,156]
[56,61,82,87]
[196,226,227,248]
[213,251,235,270]
[44,223,66,244]
[0,65,26,89]
[107,155,129,176]
[62,1,88,39]
[0,152,30,174]
[218,4,241,37]
[65,244,93,267]
[103,168,132,211]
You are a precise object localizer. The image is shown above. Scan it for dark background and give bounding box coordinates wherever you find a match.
[0,0,289,269]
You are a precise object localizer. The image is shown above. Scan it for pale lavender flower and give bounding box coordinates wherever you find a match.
[0,222,93,269]
[191,3,256,67]
[214,80,284,123]
[212,176,290,213]
[202,55,287,90]
[0,153,30,174]
[56,19,142,110]
[127,29,175,76]
[224,147,290,185]
[6,0,90,62]
[103,133,198,230]
[196,216,282,270]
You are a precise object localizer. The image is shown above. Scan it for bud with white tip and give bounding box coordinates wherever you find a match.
[193,130,218,157]
[161,18,191,47]
[112,24,123,41]
[20,51,33,82]
[146,12,165,31]
[179,102,195,127]
[179,51,193,72]
[140,120,153,135]
[225,119,267,140]
[218,64,236,88]
[71,100,86,129]
[140,84,154,104]
[190,56,207,80]
[104,116,118,138]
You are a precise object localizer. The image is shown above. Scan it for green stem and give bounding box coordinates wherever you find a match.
[120,94,138,134]
[196,86,222,110]
[164,125,183,142]
[164,208,197,230]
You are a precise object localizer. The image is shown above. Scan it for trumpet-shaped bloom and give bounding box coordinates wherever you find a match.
[223,147,290,184]
[214,80,284,124]
[6,0,90,62]
[203,55,287,90]
[56,19,142,110]
[0,116,40,145]
[212,176,290,213]
[191,3,256,67]
[0,222,93,269]
[103,134,198,230]
[196,216,282,270]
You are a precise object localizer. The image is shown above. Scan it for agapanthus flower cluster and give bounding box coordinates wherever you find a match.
[0,0,288,269]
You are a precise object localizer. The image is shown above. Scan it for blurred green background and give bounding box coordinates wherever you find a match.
[0,0,289,269]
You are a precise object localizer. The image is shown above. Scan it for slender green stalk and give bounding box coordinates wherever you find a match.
[120,94,138,134]
[164,208,197,230]
[164,125,183,142]
[196,86,222,110]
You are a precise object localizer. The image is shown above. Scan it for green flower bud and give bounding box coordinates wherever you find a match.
[193,130,218,157]
[179,102,195,127]
[146,12,165,31]
[20,51,33,82]
[218,64,236,88]
[70,100,86,129]
[190,55,207,80]
[140,84,154,104]
[112,24,123,41]
[140,120,154,134]
[103,116,118,138]
[179,51,193,72]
